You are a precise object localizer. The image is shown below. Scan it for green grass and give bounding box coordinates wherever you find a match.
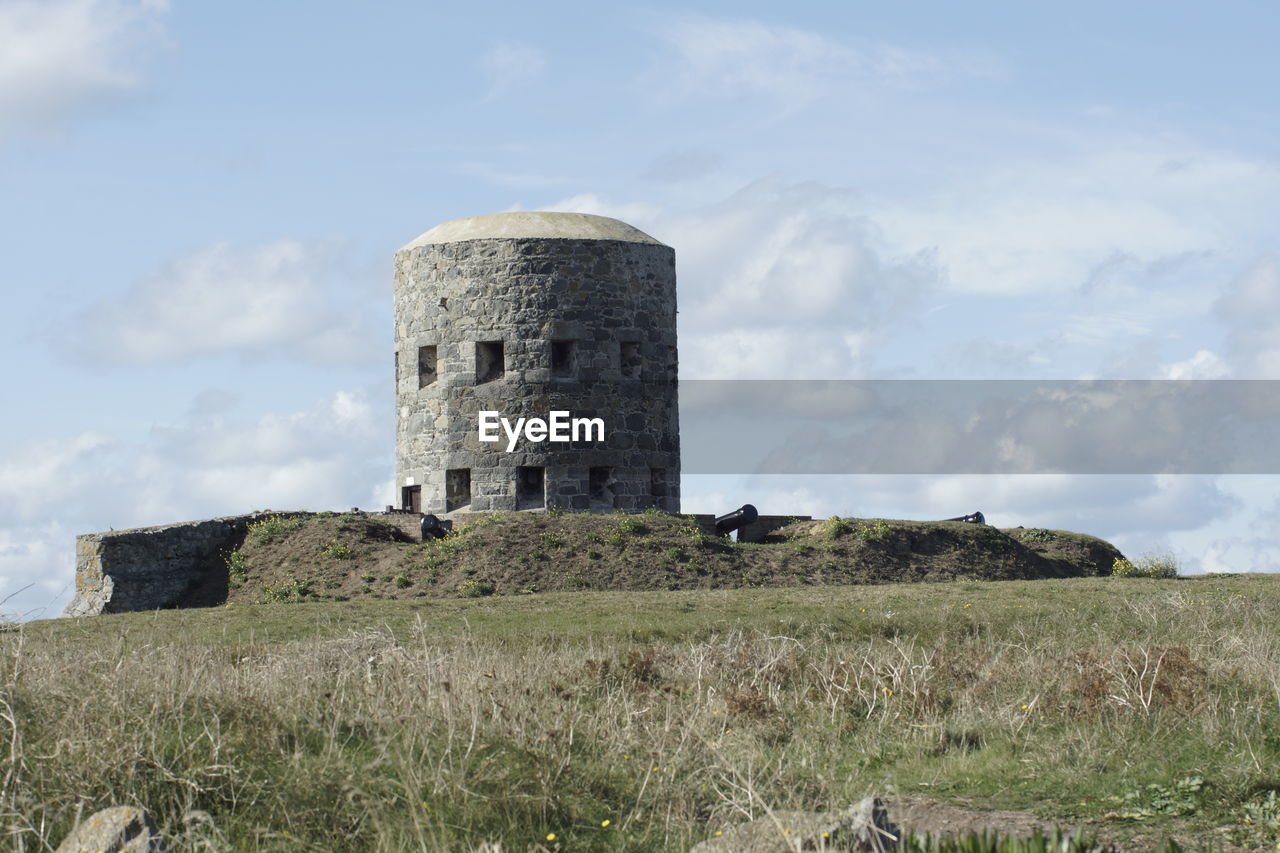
[321,539,355,560]
[245,513,306,544]
[6,575,1280,851]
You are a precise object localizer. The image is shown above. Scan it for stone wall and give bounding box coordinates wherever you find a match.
[62,512,305,617]
[393,212,681,516]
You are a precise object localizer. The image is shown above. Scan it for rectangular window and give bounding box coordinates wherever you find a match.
[620,341,641,379]
[445,468,471,512]
[649,468,667,502]
[550,340,575,379]
[589,466,614,508]
[476,341,504,383]
[418,345,437,388]
[516,466,545,510]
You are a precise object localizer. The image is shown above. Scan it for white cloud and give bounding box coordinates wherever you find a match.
[0,432,114,522]
[479,41,545,101]
[649,16,947,106]
[0,0,169,135]
[133,389,386,517]
[554,181,940,378]
[1215,255,1280,378]
[0,522,76,620]
[875,146,1280,297]
[71,239,379,366]
[0,387,391,620]
[1160,349,1230,379]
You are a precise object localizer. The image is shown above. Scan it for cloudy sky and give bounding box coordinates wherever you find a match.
[3,0,1278,619]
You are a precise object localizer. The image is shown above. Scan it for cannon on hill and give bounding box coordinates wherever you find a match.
[715,504,759,536]
[420,514,453,541]
[943,511,986,524]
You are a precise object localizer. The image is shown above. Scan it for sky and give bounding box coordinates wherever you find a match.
[2,0,1279,619]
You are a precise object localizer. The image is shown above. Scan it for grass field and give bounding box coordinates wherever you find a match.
[6,575,1280,851]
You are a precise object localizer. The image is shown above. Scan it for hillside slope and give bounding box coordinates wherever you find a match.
[225,511,1123,605]
[21,576,1280,852]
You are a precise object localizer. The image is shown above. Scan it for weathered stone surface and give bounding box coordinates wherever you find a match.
[55,805,171,853]
[691,797,900,853]
[394,211,681,516]
[403,211,666,247]
[62,512,305,617]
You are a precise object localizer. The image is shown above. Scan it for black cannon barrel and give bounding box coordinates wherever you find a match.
[943,511,985,524]
[715,504,759,535]
[420,513,452,541]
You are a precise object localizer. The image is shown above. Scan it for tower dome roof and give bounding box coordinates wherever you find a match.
[400,211,666,251]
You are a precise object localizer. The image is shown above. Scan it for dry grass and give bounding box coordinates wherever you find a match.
[3,576,1280,851]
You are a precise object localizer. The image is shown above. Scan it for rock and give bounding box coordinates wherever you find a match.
[691,796,900,853]
[55,806,171,853]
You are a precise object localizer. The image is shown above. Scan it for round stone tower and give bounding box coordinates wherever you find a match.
[394,211,680,516]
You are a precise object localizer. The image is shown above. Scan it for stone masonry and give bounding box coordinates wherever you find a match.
[394,212,681,515]
[62,512,304,617]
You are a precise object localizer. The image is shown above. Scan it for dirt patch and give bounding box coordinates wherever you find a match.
[220,511,1124,605]
[890,795,1264,852]
[889,795,1066,839]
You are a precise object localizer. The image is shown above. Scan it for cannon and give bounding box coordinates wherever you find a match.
[420,513,453,541]
[714,504,759,536]
[943,511,985,525]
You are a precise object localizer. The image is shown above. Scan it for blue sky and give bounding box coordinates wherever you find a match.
[3,0,1279,618]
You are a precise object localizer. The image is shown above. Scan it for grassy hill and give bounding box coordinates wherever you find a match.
[10,574,1280,851]
[223,510,1124,606]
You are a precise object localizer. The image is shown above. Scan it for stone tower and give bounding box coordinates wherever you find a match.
[394,211,680,515]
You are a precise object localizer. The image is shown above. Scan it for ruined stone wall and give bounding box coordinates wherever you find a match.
[394,213,681,515]
[62,512,302,617]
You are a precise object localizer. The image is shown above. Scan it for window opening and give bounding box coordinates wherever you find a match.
[476,341,504,383]
[516,466,545,510]
[418,345,438,388]
[551,340,575,379]
[445,469,471,512]
[620,341,642,379]
[589,467,615,509]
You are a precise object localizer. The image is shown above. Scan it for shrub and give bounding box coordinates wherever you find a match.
[856,518,892,542]
[459,579,496,598]
[1112,558,1138,577]
[823,516,853,539]
[246,513,305,544]
[321,540,354,560]
[259,574,311,603]
[1236,790,1280,849]
[1138,552,1179,578]
[1113,775,1204,819]
[223,550,248,582]
[615,517,644,535]
[1112,552,1179,578]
